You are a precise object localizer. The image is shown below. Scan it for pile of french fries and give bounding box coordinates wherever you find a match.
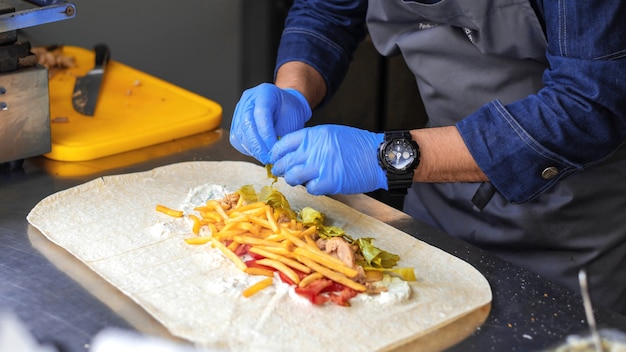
[156,195,366,299]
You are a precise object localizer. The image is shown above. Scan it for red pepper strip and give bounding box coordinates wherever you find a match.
[294,278,334,305]
[278,271,296,285]
[247,250,265,260]
[293,268,308,281]
[321,282,346,294]
[234,243,251,256]
[329,287,359,307]
[313,294,330,305]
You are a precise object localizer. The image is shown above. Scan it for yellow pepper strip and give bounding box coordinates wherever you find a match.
[155,204,183,218]
[296,255,366,292]
[242,277,273,298]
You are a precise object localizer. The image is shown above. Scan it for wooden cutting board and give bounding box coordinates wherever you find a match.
[45,46,222,161]
[27,161,492,351]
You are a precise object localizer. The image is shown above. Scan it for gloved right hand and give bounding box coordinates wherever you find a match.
[229,83,312,164]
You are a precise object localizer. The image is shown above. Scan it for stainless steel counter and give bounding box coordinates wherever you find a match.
[2,129,626,351]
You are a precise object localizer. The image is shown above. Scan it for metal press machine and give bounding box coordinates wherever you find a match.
[0,0,75,168]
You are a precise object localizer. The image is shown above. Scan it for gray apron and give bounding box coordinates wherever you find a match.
[367,0,626,314]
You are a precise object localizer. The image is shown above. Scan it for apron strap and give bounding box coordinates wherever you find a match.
[471,182,496,210]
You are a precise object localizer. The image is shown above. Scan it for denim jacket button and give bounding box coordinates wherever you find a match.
[541,166,559,179]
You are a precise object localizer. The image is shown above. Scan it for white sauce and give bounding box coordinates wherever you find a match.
[353,275,412,305]
[180,184,230,214]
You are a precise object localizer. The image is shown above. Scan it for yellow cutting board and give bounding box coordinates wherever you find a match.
[45,46,222,161]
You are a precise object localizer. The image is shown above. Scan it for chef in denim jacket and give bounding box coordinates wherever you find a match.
[230,0,626,315]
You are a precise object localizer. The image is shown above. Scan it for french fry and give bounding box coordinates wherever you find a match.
[184,236,212,245]
[265,206,280,233]
[210,237,247,271]
[227,240,240,252]
[304,234,321,251]
[249,247,311,274]
[225,214,249,223]
[244,267,275,277]
[256,258,300,284]
[213,229,247,240]
[254,245,292,257]
[296,255,366,292]
[242,277,273,298]
[281,228,308,248]
[299,272,324,288]
[264,233,284,242]
[294,247,359,278]
[248,215,274,232]
[233,235,287,248]
[199,211,222,223]
[226,201,266,215]
[301,225,317,238]
[209,200,229,221]
[155,204,183,218]
[235,195,245,209]
[188,214,201,234]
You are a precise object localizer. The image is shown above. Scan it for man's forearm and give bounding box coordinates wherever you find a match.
[411,126,488,183]
[275,61,327,109]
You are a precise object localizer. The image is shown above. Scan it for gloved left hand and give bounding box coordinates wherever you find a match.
[269,125,387,195]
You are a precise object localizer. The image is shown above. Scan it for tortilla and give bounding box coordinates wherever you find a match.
[27,161,491,351]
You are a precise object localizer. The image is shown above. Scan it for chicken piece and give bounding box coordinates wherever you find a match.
[365,282,389,295]
[219,193,240,210]
[317,237,368,283]
[324,237,356,268]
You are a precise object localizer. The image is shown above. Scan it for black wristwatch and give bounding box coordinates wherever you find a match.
[378,131,420,194]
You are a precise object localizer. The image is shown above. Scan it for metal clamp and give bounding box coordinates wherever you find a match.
[0,1,76,33]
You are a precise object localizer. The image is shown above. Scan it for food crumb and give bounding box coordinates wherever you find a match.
[51,116,69,123]
[523,334,532,340]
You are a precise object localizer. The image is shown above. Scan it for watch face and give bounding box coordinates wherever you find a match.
[383,139,417,171]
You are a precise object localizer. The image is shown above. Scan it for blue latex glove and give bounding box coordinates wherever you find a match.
[270,125,387,195]
[229,83,312,164]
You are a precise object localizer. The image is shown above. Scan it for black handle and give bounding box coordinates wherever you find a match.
[93,44,110,69]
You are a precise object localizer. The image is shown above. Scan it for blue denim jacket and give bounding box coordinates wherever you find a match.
[275,0,626,203]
